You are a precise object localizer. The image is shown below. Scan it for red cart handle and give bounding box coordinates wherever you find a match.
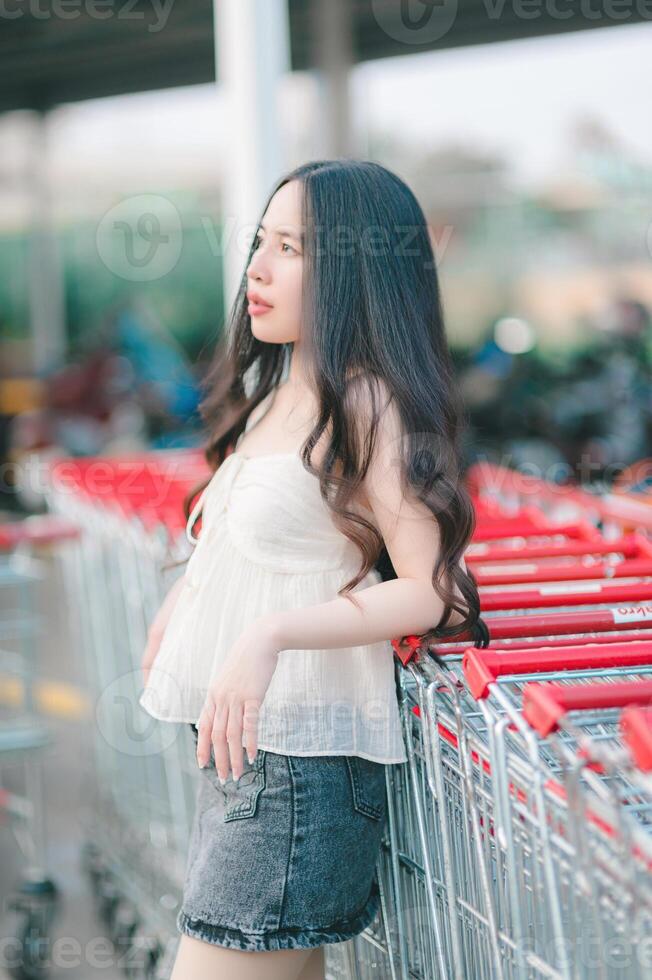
[0,516,80,550]
[620,706,652,773]
[391,634,423,667]
[523,679,652,736]
[464,641,652,700]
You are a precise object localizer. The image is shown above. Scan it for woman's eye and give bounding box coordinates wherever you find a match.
[252,235,296,254]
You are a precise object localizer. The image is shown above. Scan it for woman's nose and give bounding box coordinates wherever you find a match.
[247,248,270,283]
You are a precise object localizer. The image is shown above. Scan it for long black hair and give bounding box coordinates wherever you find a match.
[180,159,487,645]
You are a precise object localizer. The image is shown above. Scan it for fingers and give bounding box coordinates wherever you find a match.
[211,700,231,782]
[224,696,245,782]
[197,694,261,783]
[196,700,216,770]
[243,700,260,766]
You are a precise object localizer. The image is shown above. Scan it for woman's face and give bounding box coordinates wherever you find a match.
[245,180,304,344]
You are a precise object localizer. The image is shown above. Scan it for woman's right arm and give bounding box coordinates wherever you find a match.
[141,573,187,684]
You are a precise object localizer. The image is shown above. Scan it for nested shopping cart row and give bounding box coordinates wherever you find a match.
[387,669,651,980]
[43,451,212,977]
[0,518,74,975]
[40,449,652,980]
[388,468,652,980]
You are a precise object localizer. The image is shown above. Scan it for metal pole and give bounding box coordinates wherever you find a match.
[310,0,354,159]
[213,0,292,325]
[26,110,67,375]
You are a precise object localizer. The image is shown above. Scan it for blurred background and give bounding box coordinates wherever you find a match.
[0,3,651,978]
[1,4,651,511]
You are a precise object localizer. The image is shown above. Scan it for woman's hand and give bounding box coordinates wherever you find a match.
[141,574,187,685]
[195,616,281,782]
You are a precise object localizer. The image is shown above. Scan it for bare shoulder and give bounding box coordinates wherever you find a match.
[340,373,398,518]
[342,373,398,459]
[343,371,393,417]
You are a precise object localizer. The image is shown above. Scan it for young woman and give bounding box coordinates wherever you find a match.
[139,159,486,980]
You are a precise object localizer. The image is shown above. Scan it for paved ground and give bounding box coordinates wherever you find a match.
[0,547,123,980]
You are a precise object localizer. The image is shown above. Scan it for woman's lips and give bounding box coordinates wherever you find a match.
[248,302,273,316]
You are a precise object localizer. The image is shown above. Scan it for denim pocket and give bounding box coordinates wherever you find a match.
[344,756,386,822]
[222,751,267,822]
[191,726,267,822]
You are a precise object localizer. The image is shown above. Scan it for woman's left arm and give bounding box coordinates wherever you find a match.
[266,388,467,650]
[267,574,458,654]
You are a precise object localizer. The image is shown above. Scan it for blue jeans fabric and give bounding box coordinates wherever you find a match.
[177,723,389,952]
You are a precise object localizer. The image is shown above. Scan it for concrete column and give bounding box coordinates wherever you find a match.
[26,111,66,375]
[213,0,292,320]
[310,0,355,158]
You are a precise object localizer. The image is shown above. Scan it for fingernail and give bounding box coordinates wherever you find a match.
[218,775,226,785]
[248,753,255,765]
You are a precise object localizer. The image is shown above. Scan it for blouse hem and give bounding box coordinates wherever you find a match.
[139,695,407,764]
[255,742,408,765]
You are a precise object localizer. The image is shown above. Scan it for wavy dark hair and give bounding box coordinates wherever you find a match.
[173,158,488,647]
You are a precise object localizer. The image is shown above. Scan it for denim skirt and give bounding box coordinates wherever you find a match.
[177,723,389,952]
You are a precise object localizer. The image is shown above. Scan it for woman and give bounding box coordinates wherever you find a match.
[140,159,485,980]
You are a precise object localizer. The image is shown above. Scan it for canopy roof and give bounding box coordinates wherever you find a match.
[1,0,643,113]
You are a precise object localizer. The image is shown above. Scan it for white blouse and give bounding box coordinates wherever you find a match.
[138,404,408,764]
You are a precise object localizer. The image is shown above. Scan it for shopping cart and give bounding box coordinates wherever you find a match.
[0,516,77,980]
[46,452,207,978]
[41,449,652,980]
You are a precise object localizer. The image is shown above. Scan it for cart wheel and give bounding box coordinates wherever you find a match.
[144,941,163,979]
[80,841,103,884]
[2,876,60,980]
[3,907,51,980]
[95,875,121,930]
[123,931,160,980]
[112,899,138,951]
[80,841,110,909]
